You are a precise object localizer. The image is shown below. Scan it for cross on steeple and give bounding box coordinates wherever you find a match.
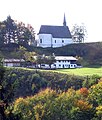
[63,13,67,26]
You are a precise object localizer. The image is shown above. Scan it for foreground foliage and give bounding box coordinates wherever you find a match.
[3,68,101,100]
[1,67,102,120]
[5,81,102,120]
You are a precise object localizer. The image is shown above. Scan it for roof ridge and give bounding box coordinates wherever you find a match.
[39,25,72,38]
[41,25,68,27]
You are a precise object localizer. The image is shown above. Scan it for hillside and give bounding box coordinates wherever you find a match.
[1,67,102,120]
[3,67,101,100]
[0,42,102,66]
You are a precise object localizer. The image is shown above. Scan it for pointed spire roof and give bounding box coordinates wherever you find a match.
[63,13,67,26]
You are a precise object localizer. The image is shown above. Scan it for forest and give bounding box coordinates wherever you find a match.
[0,67,102,120]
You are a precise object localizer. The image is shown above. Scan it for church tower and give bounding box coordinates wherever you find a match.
[63,13,67,26]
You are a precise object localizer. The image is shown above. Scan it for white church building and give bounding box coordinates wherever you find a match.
[37,14,73,48]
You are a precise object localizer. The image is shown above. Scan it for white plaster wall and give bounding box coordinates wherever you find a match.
[4,63,13,67]
[52,38,73,48]
[4,63,21,67]
[37,34,73,48]
[55,60,70,68]
[38,34,52,47]
[54,60,77,68]
[69,64,77,68]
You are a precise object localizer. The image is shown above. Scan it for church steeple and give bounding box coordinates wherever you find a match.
[63,13,67,26]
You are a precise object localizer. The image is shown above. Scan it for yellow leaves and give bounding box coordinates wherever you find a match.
[67,88,76,96]
[90,85,96,89]
[89,81,102,105]
[13,97,29,114]
[96,105,102,117]
[14,97,29,108]
[0,85,2,89]
[36,88,57,99]
[13,97,35,119]
[5,109,10,115]
[76,100,92,111]
[91,81,102,89]
[31,83,36,90]
[15,97,24,105]
[34,103,45,120]
[24,51,36,62]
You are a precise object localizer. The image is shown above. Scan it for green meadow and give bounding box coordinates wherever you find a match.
[7,67,102,76]
[53,67,102,76]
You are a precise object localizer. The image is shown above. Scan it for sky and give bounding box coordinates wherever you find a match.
[0,0,102,42]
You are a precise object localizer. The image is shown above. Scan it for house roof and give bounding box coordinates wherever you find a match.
[55,56,77,61]
[38,25,72,38]
[4,59,25,63]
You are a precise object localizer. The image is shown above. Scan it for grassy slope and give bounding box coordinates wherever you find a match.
[7,66,102,76]
[52,67,102,76]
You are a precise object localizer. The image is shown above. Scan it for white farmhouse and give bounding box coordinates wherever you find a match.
[3,59,25,67]
[37,14,73,48]
[54,56,77,68]
[40,56,77,69]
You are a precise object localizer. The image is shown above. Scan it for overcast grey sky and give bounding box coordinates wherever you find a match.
[0,0,102,42]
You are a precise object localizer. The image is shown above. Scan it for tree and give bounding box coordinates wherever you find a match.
[71,24,87,43]
[24,51,37,67]
[0,22,6,45]
[96,106,102,120]
[0,59,21,120]
[36,55,44,68]
[13,46,37,67]
[0,65,6,120]
[44,54,56,68]
[16,22,36,46]
[36,54,56,69]
[3,16,17,44]
[89,81,102,106]
[17,46,27,59]
[27,24,36,46]
[0,60,15,119]
[0,16,36,46]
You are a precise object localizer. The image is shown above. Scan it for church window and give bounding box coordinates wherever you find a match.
[40,39,42,43]
[55,40,56,43]
[62,40,64,43]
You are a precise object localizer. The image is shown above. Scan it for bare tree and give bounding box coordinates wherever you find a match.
[71,24,87,43]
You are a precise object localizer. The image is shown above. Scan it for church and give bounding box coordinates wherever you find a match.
[37,14,73,48]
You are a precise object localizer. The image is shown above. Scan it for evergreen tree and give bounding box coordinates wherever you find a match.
[3,16,17,44]
[0,22,6,45]
[0,16,36,46]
